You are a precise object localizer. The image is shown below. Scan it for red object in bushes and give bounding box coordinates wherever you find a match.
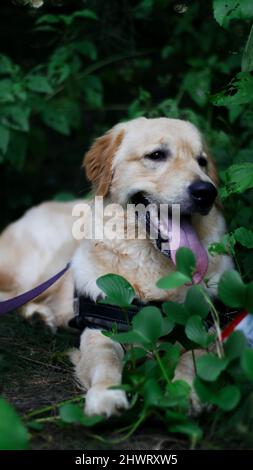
[222,310,250,342]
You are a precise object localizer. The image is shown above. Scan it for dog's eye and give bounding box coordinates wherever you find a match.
[145,150,167,161]
[197,155,207,167]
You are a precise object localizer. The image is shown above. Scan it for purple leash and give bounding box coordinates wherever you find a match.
[0,263,70,316]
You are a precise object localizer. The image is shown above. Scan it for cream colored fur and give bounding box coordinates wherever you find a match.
[0,117,233,417]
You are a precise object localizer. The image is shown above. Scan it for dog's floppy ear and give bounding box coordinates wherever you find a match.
[204,145,222,208]
[203,144,219,187]
[208,155,219,187]
[84,128,125,196]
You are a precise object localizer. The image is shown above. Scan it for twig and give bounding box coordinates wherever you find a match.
[24,394,84,419]
[15,353,72,373]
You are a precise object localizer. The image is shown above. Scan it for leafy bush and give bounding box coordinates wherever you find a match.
[1,0,253,449]
[2,248,252,449]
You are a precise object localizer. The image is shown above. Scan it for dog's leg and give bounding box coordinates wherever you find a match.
[71,328,129,417]
[174,349,207,416]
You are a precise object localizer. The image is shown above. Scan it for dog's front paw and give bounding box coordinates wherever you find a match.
[85,386,129,417]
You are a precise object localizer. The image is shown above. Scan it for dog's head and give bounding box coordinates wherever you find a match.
[84,117,219,282]
[84,117,218,209]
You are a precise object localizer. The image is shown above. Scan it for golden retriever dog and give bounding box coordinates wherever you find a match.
[0,117,233,416]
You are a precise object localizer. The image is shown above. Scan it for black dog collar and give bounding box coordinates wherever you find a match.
[68,293,164,332]
[68,292,241,334]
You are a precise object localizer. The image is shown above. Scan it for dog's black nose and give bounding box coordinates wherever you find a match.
[189,180,217,214]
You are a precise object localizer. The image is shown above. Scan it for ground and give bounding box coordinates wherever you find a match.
[0,312,251,450]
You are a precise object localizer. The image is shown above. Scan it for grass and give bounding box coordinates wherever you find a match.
[0,312,252,450]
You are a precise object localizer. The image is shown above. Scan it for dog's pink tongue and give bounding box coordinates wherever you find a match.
[159,213,209,284]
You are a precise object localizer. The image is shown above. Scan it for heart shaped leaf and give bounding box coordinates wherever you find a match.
[97,273,135,308]
[185,315,213,348]
[218,270,246,308]
[196,353,228,381]
[157,271,191,290]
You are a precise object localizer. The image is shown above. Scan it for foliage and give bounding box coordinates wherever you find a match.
[0,399,30,450]
[2,247,252,449]
[1,0,253,449]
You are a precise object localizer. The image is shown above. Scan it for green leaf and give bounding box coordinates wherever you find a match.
[167,380,191,405]
[124,347,147,363]
[133,306,163,343]
[208,233,236,256]
[48,58,71,85]
[25,75,53,94]
[169,421,202,440]
[213,0,253,28]
[59,404,103,426]
[212,74,253,110]
[2,106,30,132]
[161,316,175,336]
[162,301,189,325]
[13,83,26,102]
[96,274,135,308]
[0,124,10,154]
[59,403,84,423]
[38,10,97,27]
[185,286,210,318]
[218,270,246,308]
[196,353,228,381]
[241,348,253,382]
[34,25,60,34]
[46,11,97,27]
[47,45,78,84]
[143,378,163,408]
[240,0,253,18]
[75,40,97,61]
[224,330,247,362]
[72,9,98,22]
[166,410,191,427]
[194,376,214,402]
[36,14,62,26]
[223,163,253,196]
[0,54,15,75]
[194,378,240,411]
[185,315,212,348]
[159,343,180,373]
[157,271,191,290]
[234,227,253,249]
[0,79,14,103]
[0,399,30,450]
[242,24,253,72]
[176,247,196,278]
[213,0,237,27]
[214,385,241,411]
[107,306,163,345]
